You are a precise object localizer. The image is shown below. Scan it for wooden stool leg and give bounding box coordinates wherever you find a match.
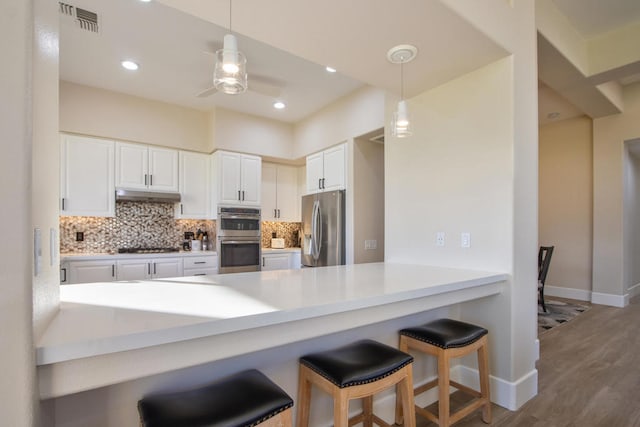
[399,364,416,427]
[363,396,373,427]
[437,349,451,427]
[395,336,409,425]
[478,341,492,424]
[296,366,312,427]
[334,390,349,427]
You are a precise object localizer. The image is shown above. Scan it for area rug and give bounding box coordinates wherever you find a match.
[538,299,590,334]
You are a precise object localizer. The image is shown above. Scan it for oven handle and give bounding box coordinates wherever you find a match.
[219,215,261,220]
[219,240,261,245]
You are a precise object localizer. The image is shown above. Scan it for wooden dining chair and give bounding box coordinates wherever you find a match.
[538,246,554,312]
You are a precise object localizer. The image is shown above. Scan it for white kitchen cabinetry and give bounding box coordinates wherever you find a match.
[176,151,210,219]
[262,253,291,271]
[116,142,179,192]
[116,258,183,281]
[262,163,299,222]
[261,250,302,271]
[60,134,115,217]
[306,144,345,193]
[183,254,218,276]
[67,260,116,284]
[211,151,261,213]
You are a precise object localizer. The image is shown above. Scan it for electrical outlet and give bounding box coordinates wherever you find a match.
[461,232,471,248]
[76,231,84,242]
[364,240,377,250]
[436,232,445,247]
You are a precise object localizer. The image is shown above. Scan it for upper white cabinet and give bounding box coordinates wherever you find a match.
[306,144,345,193]
[176,151,210,219]
[60,134,115,217]
[262,163,299,222]
[115,142,179,192]
[211,151,261,213]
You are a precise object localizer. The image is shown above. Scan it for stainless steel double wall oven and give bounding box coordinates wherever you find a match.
[216,206,261,273]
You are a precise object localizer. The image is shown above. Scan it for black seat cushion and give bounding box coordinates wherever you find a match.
[400,319,488,349]
[300,339,413,388]
[137,369,293,427]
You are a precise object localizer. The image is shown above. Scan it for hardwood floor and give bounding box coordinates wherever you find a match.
[415,295,640,427]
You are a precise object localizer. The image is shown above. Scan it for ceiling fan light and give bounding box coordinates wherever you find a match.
[214,34,247,94]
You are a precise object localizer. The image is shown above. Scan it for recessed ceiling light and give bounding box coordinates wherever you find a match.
[121,60,139,71]
[273,101,286,110]
[326,66,337,73]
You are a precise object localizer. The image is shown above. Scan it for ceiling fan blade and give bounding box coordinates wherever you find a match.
[196,86,217,98]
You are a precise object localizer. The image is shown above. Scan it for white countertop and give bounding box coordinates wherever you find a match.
[261,247,300,253]
[37,262,507,398]
[61,250,217,262]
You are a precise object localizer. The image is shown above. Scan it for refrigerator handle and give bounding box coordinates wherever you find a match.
[311,200,321,260]
[316,202,322,257]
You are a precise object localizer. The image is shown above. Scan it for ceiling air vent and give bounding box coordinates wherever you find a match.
[59,2,99,33]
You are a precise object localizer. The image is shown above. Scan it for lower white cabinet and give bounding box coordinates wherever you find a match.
[183,255,218,276]
[116,258,183,281]
[67,260,116,284]
[261,251,302,271]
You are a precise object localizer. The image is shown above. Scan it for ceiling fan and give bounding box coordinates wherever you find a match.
[196,49,284,98]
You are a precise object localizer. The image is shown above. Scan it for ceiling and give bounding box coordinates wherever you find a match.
[538,0,640,126]
[59,0,508,125]
[60,0,640,128]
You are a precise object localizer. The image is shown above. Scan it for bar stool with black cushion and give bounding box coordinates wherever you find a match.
[395,319,491,427]
[297,339,416,427]
[137,369,294,427]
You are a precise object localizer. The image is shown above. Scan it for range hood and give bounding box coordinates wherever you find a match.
[115,188,181,203]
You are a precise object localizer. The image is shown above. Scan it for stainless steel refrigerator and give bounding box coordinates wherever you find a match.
[301,190,345,267]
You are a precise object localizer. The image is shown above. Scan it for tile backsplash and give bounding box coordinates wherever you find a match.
[60,202,302,253]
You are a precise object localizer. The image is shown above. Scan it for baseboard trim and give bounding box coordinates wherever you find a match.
[534,338,540,362]
[591,291,628,307]
[544,285,591,302]
[455,365,537,410]
[628,282,640,298]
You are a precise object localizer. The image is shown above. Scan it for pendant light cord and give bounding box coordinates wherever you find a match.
[229,0,233,33]
[400,61,404,101]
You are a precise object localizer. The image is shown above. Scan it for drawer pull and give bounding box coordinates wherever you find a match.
[194,261,206,264]
[194,273,206,276]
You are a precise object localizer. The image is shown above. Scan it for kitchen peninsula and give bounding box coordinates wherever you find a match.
[38,262,506,420]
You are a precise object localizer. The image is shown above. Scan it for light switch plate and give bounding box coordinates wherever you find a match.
[461,232,471,248]
[436,232,445,247]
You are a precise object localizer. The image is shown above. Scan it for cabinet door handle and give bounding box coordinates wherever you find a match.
[242,190,245,201]
[148,263,151,275]
[61,198,65,211]
[150,174,153,186]
[111,265,115,277]
[153,263,157,275]
[194,261,206,264]
[262,257,265,267]
[277,209,280,218]
[322,178,325,189]
[318,178,322,190]
[61,268,67,282]
[238,190,241,201]
[180,204,183,214]
[145,174,148,186]
[274,209,277,218]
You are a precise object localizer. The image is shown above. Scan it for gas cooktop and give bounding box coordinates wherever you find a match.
[117,247,180,254]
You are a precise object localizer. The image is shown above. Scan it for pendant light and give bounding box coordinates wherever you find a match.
[213,0,247,94]
[387,45,417,138]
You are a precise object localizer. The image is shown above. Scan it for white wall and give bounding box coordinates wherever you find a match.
[213,108,294,159]
[624,140,640,295]
[59,81,213,153]
[353,138,384,263]
[293,86,385,158]
[1,0,37,425]
[593,82,640,306]
[539,116,593,298]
